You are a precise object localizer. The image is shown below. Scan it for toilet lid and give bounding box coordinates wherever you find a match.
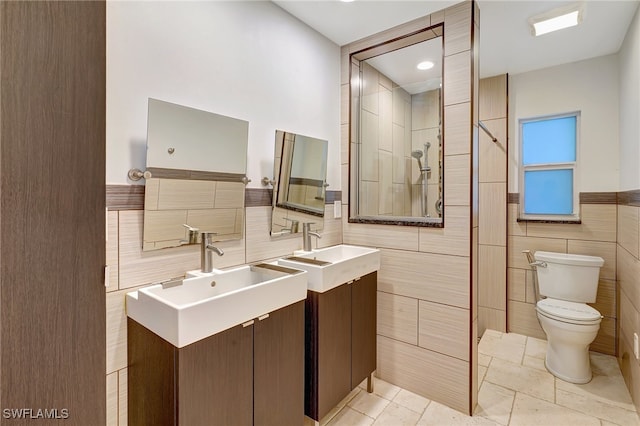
[537,298,602,322]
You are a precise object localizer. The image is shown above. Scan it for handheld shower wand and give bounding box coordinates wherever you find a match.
[411,150,424,171]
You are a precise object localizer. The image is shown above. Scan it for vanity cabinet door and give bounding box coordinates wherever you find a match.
[306,284,352,421]
[178,323,254,426]
[351,272,377,388]
[254,301,305,426]
[128,319,178,426]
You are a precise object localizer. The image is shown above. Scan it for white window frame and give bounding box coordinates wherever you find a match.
[518,111,580,221]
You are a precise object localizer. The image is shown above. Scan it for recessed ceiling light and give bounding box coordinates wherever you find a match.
[417,61,434,71]
[339,0,355,3]
[530,4,583,37]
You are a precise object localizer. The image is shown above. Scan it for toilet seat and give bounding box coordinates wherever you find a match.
[536,298,602,325]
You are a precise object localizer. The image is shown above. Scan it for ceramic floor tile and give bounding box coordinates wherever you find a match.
[509,392,601,426]
[521,355,546,372]
[474,381,515,426]
[417,401,500,425]
[373,402,421,426]
[392,389,431,415]
[479,353,492,367]
[327,407,374,426]
[555,388,640,425]
[524,336,547,359]
[484,357,555,402]
[372,377,402,401]
[555,353,636,411]
[483,329,504,339]
[320,387,362,425]
[601,421,624,426]
[479,365,488,386]
[502,332,527,346]
[478,332,525,364]
[348,390,391,419]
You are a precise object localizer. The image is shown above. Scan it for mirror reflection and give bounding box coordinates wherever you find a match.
[270,130,328,236]
[350,25,443,225]
[142,99,249,251]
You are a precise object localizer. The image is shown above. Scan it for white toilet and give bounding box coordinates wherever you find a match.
[533,251,604,384]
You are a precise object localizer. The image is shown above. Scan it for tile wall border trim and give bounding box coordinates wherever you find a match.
[617,189,640,207]
[106,184,341,210]
[508,191,623,205]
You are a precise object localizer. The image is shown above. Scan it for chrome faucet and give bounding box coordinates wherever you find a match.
[201,232,224,273]
[181,224,200,245]
[283,218,300,234]
[302,222,321,251]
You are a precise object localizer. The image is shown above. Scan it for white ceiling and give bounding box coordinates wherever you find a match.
[273,0,640,78]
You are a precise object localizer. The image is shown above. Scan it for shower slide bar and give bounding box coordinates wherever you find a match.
[479,121,498,143]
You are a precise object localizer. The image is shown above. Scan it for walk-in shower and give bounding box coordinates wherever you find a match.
[411,142,431,217]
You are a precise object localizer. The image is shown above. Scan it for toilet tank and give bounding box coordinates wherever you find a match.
[534,251,604,303]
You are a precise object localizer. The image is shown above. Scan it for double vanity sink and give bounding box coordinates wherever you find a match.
[126,244,380,347]
[126,244,380,425]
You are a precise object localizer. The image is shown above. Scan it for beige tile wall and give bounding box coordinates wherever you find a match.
[359,62,414,217]
[477,75,508,334]
[342,0,477,415]
[617,203,640,413]
[506,202,618,355]
[105,203,343,425]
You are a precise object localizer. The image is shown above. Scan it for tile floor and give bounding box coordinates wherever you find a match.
[309,330,640,426]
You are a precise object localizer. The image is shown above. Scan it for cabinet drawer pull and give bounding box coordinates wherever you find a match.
[355,277,361,281]
[258,314,270,321]
[242,320,255,328]
[347,280,354,285]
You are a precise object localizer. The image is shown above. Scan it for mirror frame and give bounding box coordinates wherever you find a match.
[269,130,329,237]
[349,24,444,228]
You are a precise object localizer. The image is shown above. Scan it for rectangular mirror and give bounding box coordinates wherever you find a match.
[270,130,328,236]
[350,25,443,226]
[142,99,249,251]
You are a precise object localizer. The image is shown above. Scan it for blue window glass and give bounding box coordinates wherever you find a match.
[522,116,576,165]
[524,169,573,215]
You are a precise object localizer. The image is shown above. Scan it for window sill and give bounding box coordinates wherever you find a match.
[516,218,581,224]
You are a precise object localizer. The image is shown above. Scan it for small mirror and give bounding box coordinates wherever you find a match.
[270,130,328,236]
[142,99,249,251]
[350,25,443,226]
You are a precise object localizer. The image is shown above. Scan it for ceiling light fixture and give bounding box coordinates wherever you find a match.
[530,4,583,37]
[339,0,355,3]
[417,61,434,71]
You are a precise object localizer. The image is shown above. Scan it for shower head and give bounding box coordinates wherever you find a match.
[411,150,424,171]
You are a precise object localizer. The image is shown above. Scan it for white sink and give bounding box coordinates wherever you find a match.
[277,244,380,293]
[126,264,307,348]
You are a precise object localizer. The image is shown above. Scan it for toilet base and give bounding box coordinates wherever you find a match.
[537,310,600,384]
[545,353,592,384]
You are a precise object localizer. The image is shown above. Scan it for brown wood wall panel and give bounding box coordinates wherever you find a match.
[1,1,106,422]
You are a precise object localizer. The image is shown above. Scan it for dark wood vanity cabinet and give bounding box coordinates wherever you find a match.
[254,300,305,426]
[128,301,304,426]
[351,272,378,388]
[305,271,377,421]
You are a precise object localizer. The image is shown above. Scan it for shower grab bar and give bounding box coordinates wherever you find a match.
[479,121,498,143]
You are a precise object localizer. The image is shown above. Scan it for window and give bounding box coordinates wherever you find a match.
[519,112,579,220]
